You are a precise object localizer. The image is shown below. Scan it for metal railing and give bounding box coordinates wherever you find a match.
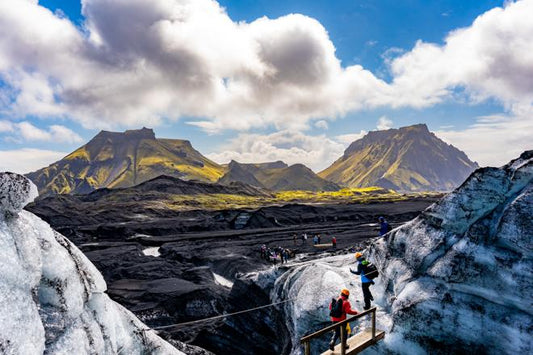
[300,307,377,355]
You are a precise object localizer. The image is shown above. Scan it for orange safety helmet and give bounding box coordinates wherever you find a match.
[355,252,363,259]
[341,288,350,297]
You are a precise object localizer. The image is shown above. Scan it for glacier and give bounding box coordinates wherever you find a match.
[0,172,183,354]
[265,151,533,354]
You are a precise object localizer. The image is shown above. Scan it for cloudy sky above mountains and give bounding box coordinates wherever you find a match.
[0,0,532,173]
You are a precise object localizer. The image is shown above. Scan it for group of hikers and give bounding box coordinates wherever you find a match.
[328,251,380,350]
[292,232,338,248]
[327,216,390,351]
[260,245,294,264]
[257,216,393,350]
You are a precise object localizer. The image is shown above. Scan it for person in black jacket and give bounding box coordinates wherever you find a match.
[378,216,391,236]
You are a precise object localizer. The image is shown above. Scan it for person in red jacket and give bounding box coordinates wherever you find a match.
[328,288,358,350]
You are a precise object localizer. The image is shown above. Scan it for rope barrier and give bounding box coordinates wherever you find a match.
[143,297,297,331]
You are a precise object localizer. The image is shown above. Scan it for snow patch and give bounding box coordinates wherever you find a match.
[213,273,234,288]
[143,247,160,257]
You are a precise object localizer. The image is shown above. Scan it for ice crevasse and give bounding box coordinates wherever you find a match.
[0,172,183,354]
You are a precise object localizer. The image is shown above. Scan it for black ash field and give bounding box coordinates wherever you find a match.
[26,181,437,354]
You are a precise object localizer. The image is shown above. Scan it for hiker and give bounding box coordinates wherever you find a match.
[260,244,267,259]
[350,252,376,310]
[317,234,321,244]
[329,288,358,351]
[378,216,391,236]
[331,236,337,248]
[293,233,297,245]
[282,249,289,263]
[313,235,319,245]
[270,250,277,265]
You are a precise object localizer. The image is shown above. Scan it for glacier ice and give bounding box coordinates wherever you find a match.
[0,172,183,354]
[368,151,533,354]
[267,151,533,354]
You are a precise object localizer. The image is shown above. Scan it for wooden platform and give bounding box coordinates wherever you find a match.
[314,243,333,248]
[320,328,385,355]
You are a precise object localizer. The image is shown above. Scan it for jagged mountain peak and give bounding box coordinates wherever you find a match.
[320,123,478,192]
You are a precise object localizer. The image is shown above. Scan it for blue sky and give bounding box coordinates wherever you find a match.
[1,0,532,173]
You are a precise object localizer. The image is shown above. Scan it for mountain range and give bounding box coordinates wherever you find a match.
[26,124,478,195]
[319,124,478,191]
[218,160,340,191]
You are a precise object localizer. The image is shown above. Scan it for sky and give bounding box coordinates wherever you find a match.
[0,0,532,174]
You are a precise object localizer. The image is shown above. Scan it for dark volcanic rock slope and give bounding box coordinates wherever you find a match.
[25,170,437,353]
[319,124,478,192]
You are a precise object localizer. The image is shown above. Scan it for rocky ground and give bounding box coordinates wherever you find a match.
[26,195,438,354]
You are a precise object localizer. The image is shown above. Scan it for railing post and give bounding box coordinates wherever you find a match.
[371,308,376,340]
[304,340,310,355]
[340,323,346,355]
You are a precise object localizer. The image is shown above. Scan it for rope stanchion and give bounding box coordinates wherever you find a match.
[142,297,296,331]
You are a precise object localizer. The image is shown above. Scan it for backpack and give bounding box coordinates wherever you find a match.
[362,261,379,279]
[329,298,343,318]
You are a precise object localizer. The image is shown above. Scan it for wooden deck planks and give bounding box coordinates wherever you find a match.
[320,328,385,355]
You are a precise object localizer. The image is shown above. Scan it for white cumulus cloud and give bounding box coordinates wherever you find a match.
[0,148,67,174]
[436,108,533,167]
[11,122,83,143]
[0,0,391,131]
[336,131,367,144]
[206,130,347,171]
[0,0,531,168]
[0,120,14,132]
[377,116,393,130]
[388,0,533,111]
[315,120,329,129]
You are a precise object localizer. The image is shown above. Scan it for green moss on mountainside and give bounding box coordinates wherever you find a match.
[26,128,225,195]
[319,124,478,192]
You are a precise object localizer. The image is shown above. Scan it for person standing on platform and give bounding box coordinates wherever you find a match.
[329,288,358,350]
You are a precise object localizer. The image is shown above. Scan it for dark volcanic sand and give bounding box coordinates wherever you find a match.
[26,197,438,354]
